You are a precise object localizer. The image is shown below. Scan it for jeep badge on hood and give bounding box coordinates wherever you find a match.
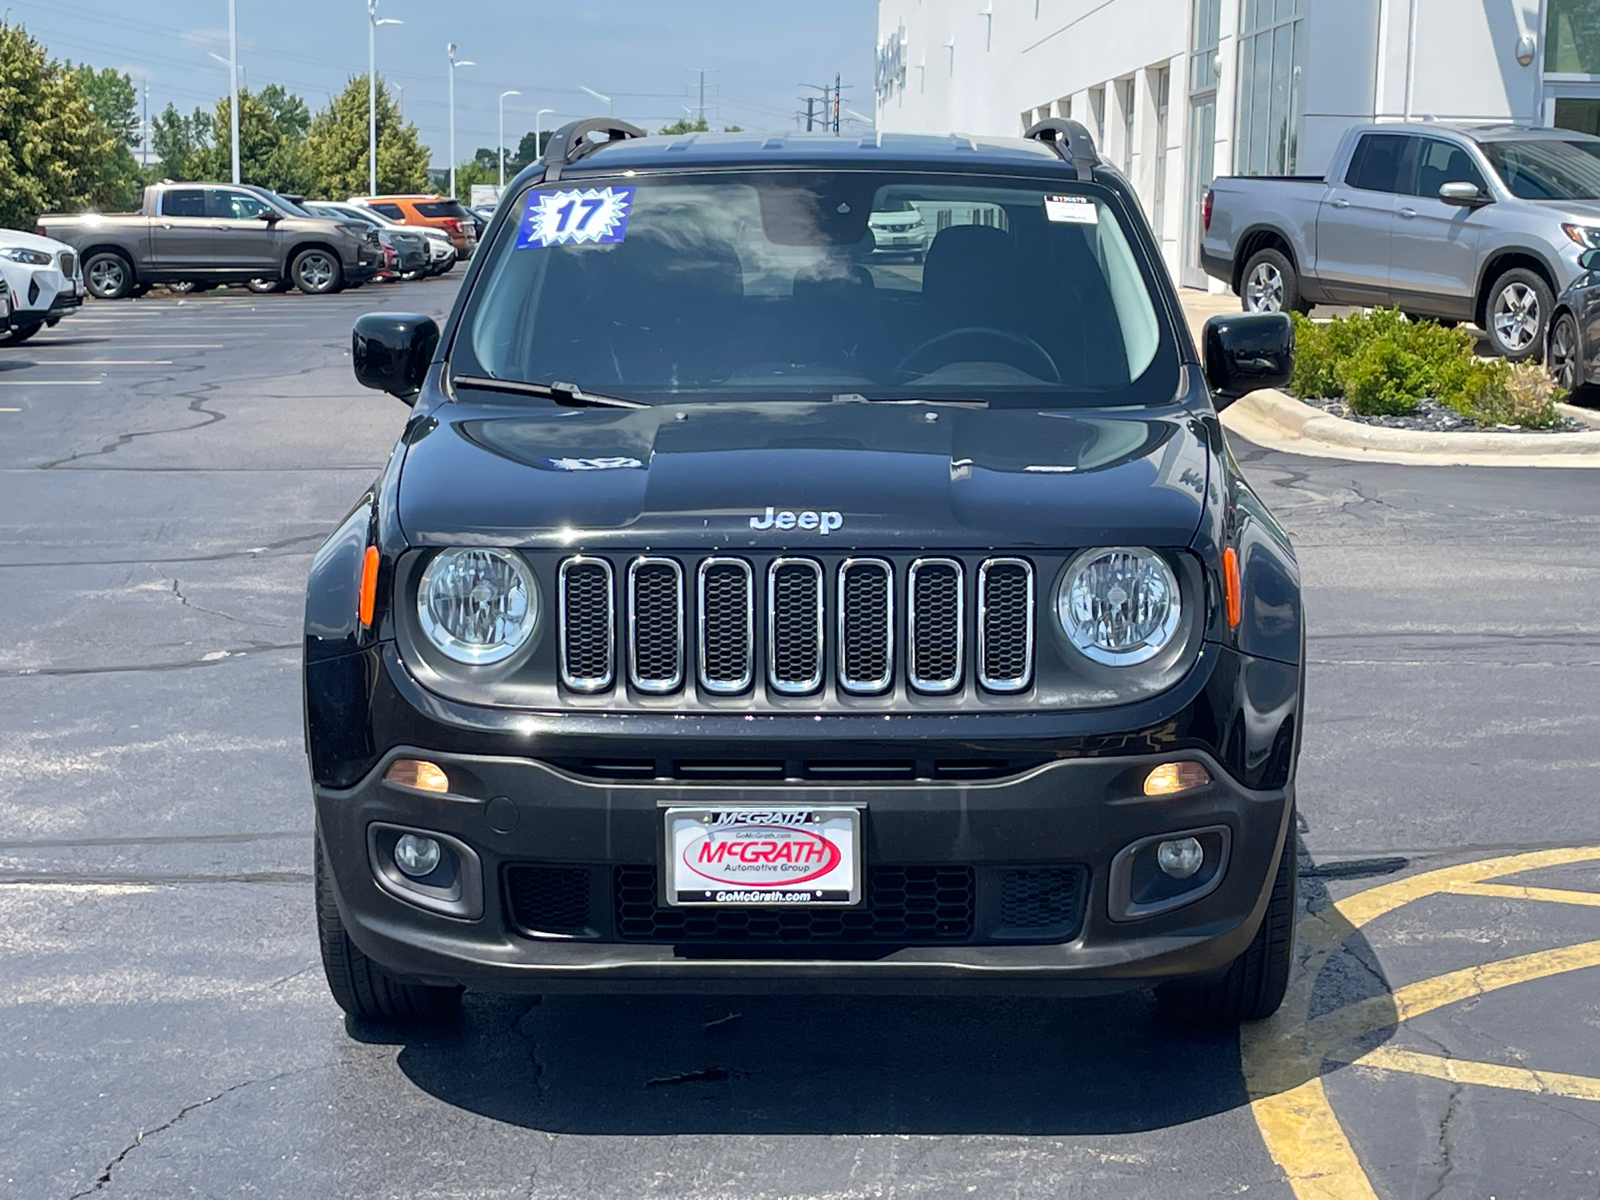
[749,507,844,534]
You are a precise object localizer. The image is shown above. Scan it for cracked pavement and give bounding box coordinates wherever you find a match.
[2,280,1598,1197]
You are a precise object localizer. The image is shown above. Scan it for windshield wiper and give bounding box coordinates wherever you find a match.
[829,393,989,407]
[452,376,647,409]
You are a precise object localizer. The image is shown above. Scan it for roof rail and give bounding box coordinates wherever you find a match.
[1022,118,1099,181]
[541,118,647,182]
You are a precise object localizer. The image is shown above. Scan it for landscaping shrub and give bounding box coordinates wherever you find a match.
[1285,308,1563,428]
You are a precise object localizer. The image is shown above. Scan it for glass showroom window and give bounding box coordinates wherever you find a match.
[1235,0,1305,176]
[1547,0,1600,73]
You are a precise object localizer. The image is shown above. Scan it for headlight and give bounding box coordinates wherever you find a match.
[417,548,540,664]
[1563,223,1600,249]
[1,247,52,266]
[1057,547,1181,666]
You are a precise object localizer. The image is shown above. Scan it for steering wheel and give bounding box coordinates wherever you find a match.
[893,327,1062,384]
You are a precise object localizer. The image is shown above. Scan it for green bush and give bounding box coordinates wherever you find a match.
[1286,307,1563,428]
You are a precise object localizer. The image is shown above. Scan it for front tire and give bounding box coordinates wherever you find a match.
[1484,267,1553,362]
[1549,312,1583,394]
[315,836,462,1024]
[83,251,135,300]
[246,277,290,294]
[291,248,343,295]
[1156,816,1297,1025]
[1239,248,1307,315]
[0,321,44,346]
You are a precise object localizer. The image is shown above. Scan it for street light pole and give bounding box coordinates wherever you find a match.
[499,90,520,188]
[448,43,476,200]
[227,0,240,183]
[535,107,553,159]
[367,1,403,197]
[580,85,612,117]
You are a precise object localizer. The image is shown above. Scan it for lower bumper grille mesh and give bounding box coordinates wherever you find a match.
[505,865,592,934]
[998,866,1086,934]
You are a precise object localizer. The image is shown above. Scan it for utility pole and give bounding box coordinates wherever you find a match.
[686,66,718,125]
[142,79,149,168]
[367,0,403,198]
[833,73,841,135]
[800,83,831,133]
[226,0,240,183]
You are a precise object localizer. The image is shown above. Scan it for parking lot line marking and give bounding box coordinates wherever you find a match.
[1444,881,1600,907]
[29,360,173,366]
[1337,1046,1600,1104]
[0,407,18,412]
[0,380,101,386]
[1242,1078,1380,1200]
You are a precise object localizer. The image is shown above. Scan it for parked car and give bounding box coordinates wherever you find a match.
[867,197,930,260]
[350,194,479,259]
[307,118,1305,1031]
[1202,122,1600,360]
[0,227,83,344]
[37,183,383,299]
[304,201,431,280]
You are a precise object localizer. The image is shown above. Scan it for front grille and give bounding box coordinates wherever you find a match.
[558,557,614,692]
[999,867,1086,934]
[628,558,684,692]
[59,251,77,277]
[768,558,823,694]
[908,558,963,693]
[837,558,893,693]
[614,865,974,943]
[977,558,1035,692]
[505,865,592,934]
[554,553,1035,701]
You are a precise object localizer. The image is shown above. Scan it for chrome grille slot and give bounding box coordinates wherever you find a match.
[977,557,1034,692]
[698,557,754,694]
[767,558,823,694]
[557,557,614,692]
[628,557,684,693]
[908,558,963,693]
[837,558,893,694]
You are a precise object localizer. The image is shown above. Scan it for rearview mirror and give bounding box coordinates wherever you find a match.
[1202,312,1294,407]
[352,313,440,404]
[1438,181,1490,207]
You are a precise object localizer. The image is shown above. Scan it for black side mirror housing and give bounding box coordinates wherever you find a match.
[1581,248,1600,272]
[260,210,282,223]
[352,312,440,404]
[1202,312,1294,407]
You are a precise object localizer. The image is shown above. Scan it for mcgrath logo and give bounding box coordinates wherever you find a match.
[680,823,842,888]
[750,507,844,535]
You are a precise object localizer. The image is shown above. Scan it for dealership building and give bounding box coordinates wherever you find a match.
[874,1,1600,288]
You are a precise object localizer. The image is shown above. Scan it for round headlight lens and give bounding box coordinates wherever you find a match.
[417,548,539,665]
[1058,547,1182,666]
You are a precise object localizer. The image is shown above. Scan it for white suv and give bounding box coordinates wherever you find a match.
[0,227,85,345]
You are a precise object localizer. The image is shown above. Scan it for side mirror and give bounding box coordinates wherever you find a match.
[1203,312,1294,406]
[1581,248,1600,272]
[352,312,440,404]
[1438,181,1490,207]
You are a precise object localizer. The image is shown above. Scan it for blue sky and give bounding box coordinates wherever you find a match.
[11,0,876,168]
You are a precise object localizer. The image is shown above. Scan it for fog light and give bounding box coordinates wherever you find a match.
[1157,837,1204,879]
[1143,761,1211,796]
[385,758,450,793]
[393,834,442,878]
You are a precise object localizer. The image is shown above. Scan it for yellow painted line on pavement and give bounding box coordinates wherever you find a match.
[1445,881,1600,908]
[1338,1046,1600,1104]
[1243,844,1600,1199]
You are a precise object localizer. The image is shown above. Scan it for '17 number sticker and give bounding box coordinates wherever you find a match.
[516,186,634,249]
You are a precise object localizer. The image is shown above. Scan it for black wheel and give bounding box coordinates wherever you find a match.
[1549,312,1583,394]
[166,280,197,294]
[246,277,290,294]
[315,835,462,1023]
[1400,312,1458,329]
[1484,267,1553,362]
[1156,815,1297,1025]
[1239,247,1307,315]
[291,248,343,295]
[0,321,44,346]
[83,251,135,300]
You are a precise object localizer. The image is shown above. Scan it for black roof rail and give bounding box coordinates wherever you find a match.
[541,118,648,182]
[1022,118,1099,181]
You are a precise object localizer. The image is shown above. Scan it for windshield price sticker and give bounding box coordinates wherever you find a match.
[665,807,861,906]
[1044,194,1099,225]
[516,185,635,249]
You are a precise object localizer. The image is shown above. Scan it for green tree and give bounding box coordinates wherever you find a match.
[658,114,710,136]
[0,20,115,225]
[150,102,210,180]
[722,123,743,132]
[258,83,310,140]
[509,128,550,173]
[190,89,315,194]
[304,75,429,198]
[452,157,497,201]
[66,61,145,210]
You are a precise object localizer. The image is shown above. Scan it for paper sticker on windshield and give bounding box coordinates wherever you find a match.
[1044,195,1098,225]
[516,186,634,249]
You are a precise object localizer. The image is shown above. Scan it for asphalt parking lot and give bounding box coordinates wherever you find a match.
[2,278,1598,1198]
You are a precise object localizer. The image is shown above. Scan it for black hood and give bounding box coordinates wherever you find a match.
[395,400,1211,551]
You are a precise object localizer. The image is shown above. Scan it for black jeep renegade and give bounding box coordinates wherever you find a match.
[305,118,1303,1028]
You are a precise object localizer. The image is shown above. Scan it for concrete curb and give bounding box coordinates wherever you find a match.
[1220,389,1600,468]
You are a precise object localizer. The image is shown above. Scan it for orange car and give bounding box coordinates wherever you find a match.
[351,195,479,258]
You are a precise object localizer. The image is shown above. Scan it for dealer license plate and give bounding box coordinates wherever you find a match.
[663,806,861,906]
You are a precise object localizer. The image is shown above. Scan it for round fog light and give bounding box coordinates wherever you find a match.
[393,834,442,878]
[1157,836,1204,880]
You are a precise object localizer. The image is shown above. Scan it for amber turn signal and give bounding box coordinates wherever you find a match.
[358,545,380,628]
[1143,761,1212,796]
[384,758,450,793]
[1222,546,1242,629]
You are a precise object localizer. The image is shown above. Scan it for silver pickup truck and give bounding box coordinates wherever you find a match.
[1201,122,1600,360]
[38,182,381,300]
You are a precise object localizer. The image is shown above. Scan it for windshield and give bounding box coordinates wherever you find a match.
[243,186,311,217]
[1481,138,1600,200]
[451,171,1175,408]
[311,202,376,227]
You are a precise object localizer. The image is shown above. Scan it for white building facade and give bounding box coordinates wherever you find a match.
[875,1,1600,288]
